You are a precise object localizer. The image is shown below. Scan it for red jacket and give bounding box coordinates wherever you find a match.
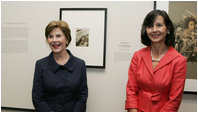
[125,46,187,112]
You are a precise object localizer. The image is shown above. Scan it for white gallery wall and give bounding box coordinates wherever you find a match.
[1,1,197,112]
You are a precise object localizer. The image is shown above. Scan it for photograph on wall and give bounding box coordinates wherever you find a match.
[76,28,89,47]
[60,8,107,68]
[168,1,197,92]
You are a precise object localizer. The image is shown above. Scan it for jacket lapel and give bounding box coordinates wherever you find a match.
[154,46,180,73]
[140,47,154,75]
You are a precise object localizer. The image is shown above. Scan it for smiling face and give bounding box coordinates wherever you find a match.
[146,16,168,45]
[47,28,67,54]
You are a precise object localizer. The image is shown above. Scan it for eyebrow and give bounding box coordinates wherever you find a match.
[156,22,163,25]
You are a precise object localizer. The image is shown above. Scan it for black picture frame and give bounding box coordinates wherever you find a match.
[60,8,107,69]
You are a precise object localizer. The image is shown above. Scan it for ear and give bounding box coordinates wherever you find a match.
[66,41,69,47]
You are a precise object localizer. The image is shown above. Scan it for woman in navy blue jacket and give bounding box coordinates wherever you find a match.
[32,20,88,112]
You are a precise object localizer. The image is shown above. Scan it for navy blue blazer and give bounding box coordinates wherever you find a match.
[32,49,88,112]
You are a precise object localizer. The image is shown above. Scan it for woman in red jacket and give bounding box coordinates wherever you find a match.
[125,10,187,112]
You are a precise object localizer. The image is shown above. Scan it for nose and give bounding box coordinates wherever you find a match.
[52,37,57,42]
[152,25,157,32]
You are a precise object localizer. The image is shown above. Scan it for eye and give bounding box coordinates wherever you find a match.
[156,23,163,27]
[56,34,62,38]
[48,35,53,39]
[146,23,153,28]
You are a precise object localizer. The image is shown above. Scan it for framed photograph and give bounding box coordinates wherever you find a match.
[155,1,197,93]
[60,8,107,68]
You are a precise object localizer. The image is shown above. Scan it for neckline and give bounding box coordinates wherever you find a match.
[151,48,168,62]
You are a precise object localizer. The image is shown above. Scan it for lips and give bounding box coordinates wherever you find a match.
[52,44,60,49]
[151,33,160,38]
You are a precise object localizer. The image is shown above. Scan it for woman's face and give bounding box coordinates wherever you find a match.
[188,21,195,31]
[47,28,67,54]
[146,16,168,45]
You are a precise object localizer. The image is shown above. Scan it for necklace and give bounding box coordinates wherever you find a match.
[151,49,168,62]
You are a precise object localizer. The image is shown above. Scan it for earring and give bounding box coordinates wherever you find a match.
[167,31,170,34]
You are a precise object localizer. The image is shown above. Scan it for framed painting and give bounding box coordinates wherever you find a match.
[60,8,107,68]
[155,1,197,93]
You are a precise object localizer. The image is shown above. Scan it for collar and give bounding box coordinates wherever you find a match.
[140,46,180,75]
[48,49,75,73]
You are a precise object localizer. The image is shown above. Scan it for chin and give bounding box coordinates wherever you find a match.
[152,38,163,41]
[152,40,165,45]
[52,50,61,54]
[53,48,66,54]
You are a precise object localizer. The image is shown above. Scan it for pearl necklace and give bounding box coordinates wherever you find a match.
[151,49,168,62]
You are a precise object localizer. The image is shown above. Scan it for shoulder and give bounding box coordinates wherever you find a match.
[70,55,86,70]
[170,46,187,63]
[73,56,86,66]
[67,49,86,67]
[133,46,149,58]
[139,46,149,54]
[175,55,187,64]
[169,47,187,74]
[72,56,86,71]
[35,56,49,66]
[170,46,186,59]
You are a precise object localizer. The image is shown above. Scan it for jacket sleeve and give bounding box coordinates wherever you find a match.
[160,57,187,112]
[125,52,139,110]
[32,61,51,112]
[73,61,88,112]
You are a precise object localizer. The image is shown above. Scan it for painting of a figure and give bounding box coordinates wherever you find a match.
[169,1,197,79]
[76,28,89,47]
[174,14,197,63]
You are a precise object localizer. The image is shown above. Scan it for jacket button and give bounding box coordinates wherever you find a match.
[59,104,63,107]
